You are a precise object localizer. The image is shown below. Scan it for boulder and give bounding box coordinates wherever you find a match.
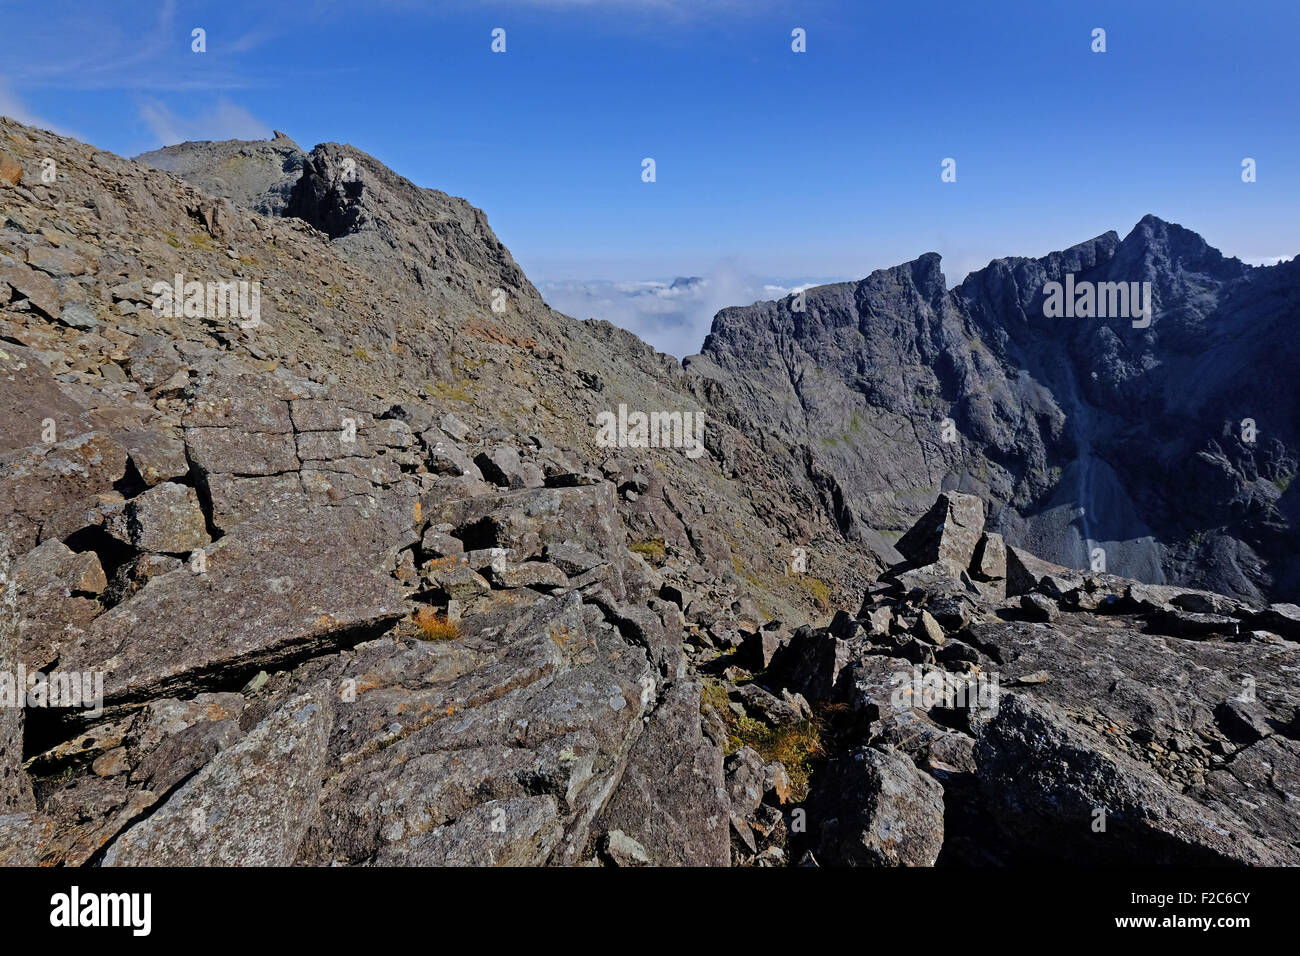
[895,492,985,574]
[805,746,945,866]
[109,482,209,554]
[102,686,333,865]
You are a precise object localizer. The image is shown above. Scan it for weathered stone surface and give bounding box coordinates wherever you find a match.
[0,541,34,813]
[102,687,333,865]
[0,431,128,554]
[768,627,850,702]
[120,427,189,486]
[599,829,651,866]
[1019,592,1059,622]
[733,682,802,727]
[0,155,21,186]
[292,593,653,866]
[109,482,209,553]
[490,560,568,591]
[895,492,985,574]
[598,680,730,866]
[914,610,946,645]
[737,627,784,671]
[1146,607,1239,640]
[971,531,1006,580]
[184,426,299,477]
[27,245,90,279]
[203,472,301,531]
[475,446,543,489]
[0,258,60,317]
[0,813,54,865]
[805,746,946,866]
[62,500,410,703]
[1252,603,1300,640]
[422,557,491,600]
[16,538,106,596]
[426,483,630,600]
[1005,546,1081,598]
[974,694,1290,865]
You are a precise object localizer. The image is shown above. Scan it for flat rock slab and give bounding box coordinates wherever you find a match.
[62,498,412,704]
[102,686,333,865]
[598,679,730,866]
[974,693,1292,865]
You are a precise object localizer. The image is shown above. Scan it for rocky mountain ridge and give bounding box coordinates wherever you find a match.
[1,118,1297,866]
[688,217,1300,604]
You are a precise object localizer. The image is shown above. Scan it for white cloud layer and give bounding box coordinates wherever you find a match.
[0,78,80,138]
[137,97,272,147]
[538,263,836,359]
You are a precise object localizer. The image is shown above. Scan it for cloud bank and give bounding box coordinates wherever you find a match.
[538,264,836,359]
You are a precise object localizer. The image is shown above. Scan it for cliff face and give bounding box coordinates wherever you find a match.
[689,217,1300,603]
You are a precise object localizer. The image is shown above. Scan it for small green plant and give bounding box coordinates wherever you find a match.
[794,574,831,609]
[699,678,824,800]
[629,537,666,564]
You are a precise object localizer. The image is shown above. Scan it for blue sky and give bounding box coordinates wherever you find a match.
[2,0,1298,355]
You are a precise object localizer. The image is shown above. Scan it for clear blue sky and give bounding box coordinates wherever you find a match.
[3,0,1297,304]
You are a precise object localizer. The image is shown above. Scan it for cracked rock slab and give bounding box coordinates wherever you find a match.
[101,685,333,865]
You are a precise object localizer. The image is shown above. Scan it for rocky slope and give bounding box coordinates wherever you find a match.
[1,117,1297,866]
[687,222,1300,604]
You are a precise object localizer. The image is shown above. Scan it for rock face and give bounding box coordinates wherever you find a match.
[135,132,307,218]
[596,680,730,866]
[2,114,1298,868]
[805,746,945,866]
[102,687,333,866]
[0,540,33,813]
[686,221,1300,604]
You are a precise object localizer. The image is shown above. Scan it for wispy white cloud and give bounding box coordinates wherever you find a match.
[0,78,81,138]
[137,97,271,147]
[539,264,840,358]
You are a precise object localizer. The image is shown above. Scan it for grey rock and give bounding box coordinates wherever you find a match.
[598,680,730,866]
[974,694,1290,864]
[805,746,946,866]
[599,829,651,866]
[102,686,332,865]
[59,302,99,330]
[895,492,985,574]
[109,482,209,553]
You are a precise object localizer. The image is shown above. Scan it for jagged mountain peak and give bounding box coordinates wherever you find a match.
[1113,214,1245,283]
[692,216,1300,602]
